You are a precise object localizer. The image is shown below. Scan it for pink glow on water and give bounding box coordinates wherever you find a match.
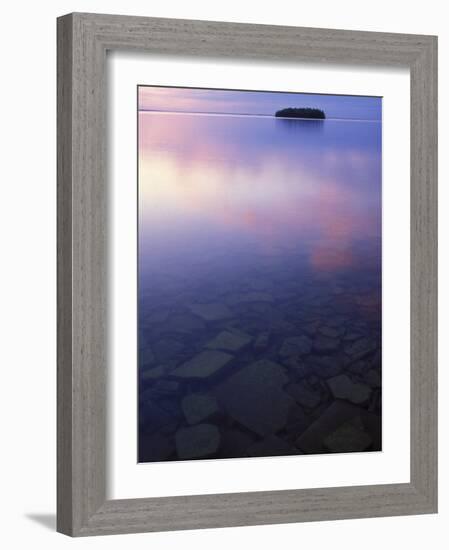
[138,103,381,276]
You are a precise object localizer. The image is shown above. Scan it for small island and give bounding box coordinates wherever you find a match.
[275,107,326,119]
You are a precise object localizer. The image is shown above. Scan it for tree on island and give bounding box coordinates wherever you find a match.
[275,107,326,119]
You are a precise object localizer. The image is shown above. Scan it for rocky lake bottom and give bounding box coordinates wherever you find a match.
[138,248,382,462]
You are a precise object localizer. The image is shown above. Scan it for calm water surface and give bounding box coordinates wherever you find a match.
[138,112,382,462]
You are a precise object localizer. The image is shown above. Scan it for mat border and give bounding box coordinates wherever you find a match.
[57,12,437,536]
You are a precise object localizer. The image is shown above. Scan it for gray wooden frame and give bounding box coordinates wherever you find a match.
[57,12,438,537]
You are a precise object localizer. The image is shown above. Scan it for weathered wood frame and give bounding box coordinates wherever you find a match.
[57,12,438,536]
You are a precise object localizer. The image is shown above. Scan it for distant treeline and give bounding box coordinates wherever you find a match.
[275,108,326,119]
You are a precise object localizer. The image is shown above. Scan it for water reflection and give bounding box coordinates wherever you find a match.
[138,109,382,463]
[275,117,325,132]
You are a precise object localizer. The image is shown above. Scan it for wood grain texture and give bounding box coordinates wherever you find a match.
[57,12,438,536]
[57,13,74,536]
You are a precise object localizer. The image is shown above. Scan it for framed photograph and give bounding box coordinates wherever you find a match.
[57,12,437,536]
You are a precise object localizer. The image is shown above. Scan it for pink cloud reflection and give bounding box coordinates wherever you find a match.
[138,111,381,275]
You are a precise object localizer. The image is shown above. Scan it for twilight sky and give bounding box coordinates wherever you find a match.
[138,86,382,121]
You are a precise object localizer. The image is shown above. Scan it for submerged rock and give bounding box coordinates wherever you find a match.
[279,335,312,358]
[152,338,186,361]
[188,302,233,322]
[346,359,371,374]
[175,423,220,459]
[318,326,341,339]
[324,419,372,452]
[282,356,311,378]
[327,374,371,404]
[205,330,252,352]
[164,313,206,334]
[305,355,342,378]
[296,400,365,453]
[302,321,320,336]
[253,331,271,352]
[171,350,233,379]
[364,369,381,388]
[140,364,166,381]
[344,337,378,361]
[215,359,293,436]
[287,383,322,409]
[343,331,364,342]
[284,406,310,441]
[313,335,340,354]
[181,393,220,424]
[270,319,297,335]
[142,309,170,326]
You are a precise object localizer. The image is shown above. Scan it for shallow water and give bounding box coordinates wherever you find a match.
[138,111,382,462]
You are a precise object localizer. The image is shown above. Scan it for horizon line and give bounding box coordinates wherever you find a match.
[138,109,381,122]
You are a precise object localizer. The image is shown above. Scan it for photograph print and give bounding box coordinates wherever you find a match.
[138,85,382,463]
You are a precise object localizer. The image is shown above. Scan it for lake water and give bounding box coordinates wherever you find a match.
[138,111,382,462]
